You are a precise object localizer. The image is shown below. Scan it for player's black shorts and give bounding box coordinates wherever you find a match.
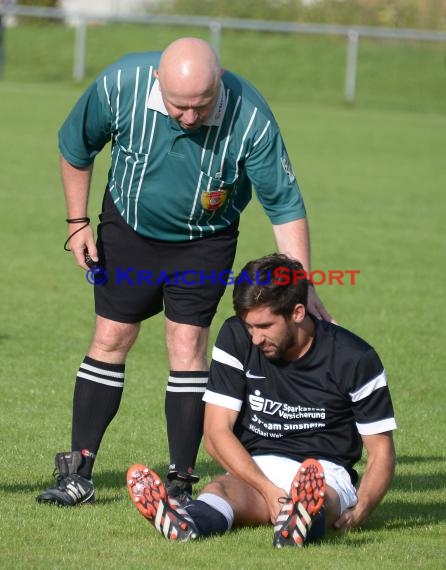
[93,189,239,326]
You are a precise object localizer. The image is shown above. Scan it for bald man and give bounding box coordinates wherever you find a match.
[37,38,332,507]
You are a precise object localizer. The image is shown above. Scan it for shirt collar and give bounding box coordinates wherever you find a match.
[147,78,225,127]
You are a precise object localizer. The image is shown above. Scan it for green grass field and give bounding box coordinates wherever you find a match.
[0,23,445,569]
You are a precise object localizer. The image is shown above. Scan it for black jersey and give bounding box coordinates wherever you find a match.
[203,316,396,484]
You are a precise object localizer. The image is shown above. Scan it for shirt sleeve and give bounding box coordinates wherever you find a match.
[245,126,306,224]
[348,349,397,435]
[203,318,250,411]
[58,76,113,167]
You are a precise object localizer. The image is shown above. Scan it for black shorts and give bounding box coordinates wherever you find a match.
[94,190,239,326]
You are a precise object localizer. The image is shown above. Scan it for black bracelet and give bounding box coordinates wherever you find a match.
[66,217,90,224]
[307,279,315,288]
[63,220,91,251]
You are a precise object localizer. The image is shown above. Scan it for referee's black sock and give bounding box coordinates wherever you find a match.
[71,356,125,479]
[165,371,208,476]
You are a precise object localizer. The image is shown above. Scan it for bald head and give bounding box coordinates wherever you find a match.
[158,38,221,97]
[156,37,222,130]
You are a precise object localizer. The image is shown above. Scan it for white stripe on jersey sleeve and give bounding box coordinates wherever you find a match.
[103,75,111,108]
[253,120,271,147]
[203,389,243,411]
[212,346,244,370]
[349,370,387,402]
[356,417,397,435]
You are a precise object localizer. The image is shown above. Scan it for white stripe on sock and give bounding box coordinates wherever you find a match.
[81,362,124,379]
[196,492,234,529]
[77,371,124,388]
[168,376,208,385]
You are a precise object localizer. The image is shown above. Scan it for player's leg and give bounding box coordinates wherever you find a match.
[126,467,268,541]
[318,458,357,527]
[164,319,209,500]
[196,473,271,527]
[37,189,162,506]
[68,188,162,481]
[165,319,209,370]
[162,223,238,501]
[37,317,140,506]
[70,316,141,476]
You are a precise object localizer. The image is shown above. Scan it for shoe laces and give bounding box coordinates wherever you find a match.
[167,469,200,485]
[52,470,82,491]
[167,480,193,507]
[52,468,66,487]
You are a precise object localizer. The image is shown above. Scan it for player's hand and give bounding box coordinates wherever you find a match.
[332,504,367,532]
[265,486,289,524]
[66,224,98,270]
[307,286,336,323]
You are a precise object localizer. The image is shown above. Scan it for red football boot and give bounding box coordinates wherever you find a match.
[127,464,199,541]
[273,458,326,547]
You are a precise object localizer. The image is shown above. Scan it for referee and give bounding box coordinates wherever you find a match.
[37,37,332,507]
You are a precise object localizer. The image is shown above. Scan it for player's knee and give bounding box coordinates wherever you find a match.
[166,322,209,367]
[91,319,140,355]
[324,485,342,527]
[201,475,230,498]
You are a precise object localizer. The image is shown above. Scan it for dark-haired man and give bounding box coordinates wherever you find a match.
[127,254,396,547]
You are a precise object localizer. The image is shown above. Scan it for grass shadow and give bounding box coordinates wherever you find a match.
[391,471,446,492]
[3,456,444,528]
[93,457,225,491]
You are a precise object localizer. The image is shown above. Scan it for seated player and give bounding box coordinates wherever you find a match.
[126,254,397,547]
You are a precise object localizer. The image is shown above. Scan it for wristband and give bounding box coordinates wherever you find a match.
[63,219,91,251]
[66,217,90,224]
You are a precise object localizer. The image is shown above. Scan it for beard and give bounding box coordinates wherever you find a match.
[260,325,295,361]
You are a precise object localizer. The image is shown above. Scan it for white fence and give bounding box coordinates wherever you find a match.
[1,3,446,103]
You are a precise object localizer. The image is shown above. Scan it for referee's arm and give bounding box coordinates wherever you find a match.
[61,156,97,270]
[273,219,334,323]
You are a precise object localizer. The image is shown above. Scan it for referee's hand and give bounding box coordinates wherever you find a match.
[67,224,98,271]
[308,287,336,323]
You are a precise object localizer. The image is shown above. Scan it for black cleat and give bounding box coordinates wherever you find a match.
[166,469,199,508]
[166,480,193,508]
[36,451,95,506]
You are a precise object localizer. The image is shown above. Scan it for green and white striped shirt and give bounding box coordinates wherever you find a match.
[59,52,306,242]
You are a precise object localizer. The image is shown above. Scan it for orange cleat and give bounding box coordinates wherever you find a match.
[127,464,199,541]
[273,458,326,548]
